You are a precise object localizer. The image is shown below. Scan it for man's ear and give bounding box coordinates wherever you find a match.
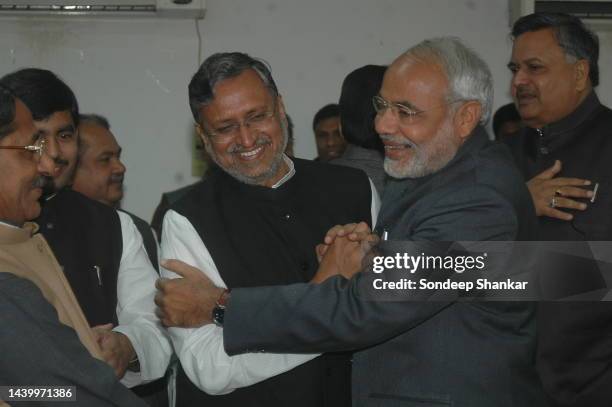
[195,123,209,148]
[454,100,482,140]
[574,59,590,92]
[276,95,287,119]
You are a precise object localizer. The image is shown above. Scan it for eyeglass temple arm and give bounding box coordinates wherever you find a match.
[0,146,40,151]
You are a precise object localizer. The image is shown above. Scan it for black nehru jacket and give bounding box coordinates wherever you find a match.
[504,92,612,241]
[504,92,612,407]
[170,157,373,407]
[120,209,159,272]
[36,188,122,326]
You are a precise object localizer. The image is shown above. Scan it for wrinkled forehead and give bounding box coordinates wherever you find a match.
[80,122,120,150]
[33,110,76,135]
[202,70,277,120]
[210,69,274,102]
[381,57,449,102]
[511,28,565,60]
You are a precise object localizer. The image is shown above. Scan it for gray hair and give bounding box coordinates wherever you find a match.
[79,113,110,130]
[188,52,279,123]
[403,37,493,124]
[77,113,112,157]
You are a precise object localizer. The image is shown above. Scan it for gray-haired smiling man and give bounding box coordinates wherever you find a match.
[156,39,547,407]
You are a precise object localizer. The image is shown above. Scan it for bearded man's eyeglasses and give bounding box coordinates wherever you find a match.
[372,95,464,125]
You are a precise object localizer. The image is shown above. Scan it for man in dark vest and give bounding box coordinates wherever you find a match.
[504,13,612,406]
[0,69,172,405]
[156,38,544,407]
[73,113,159,272]
[157,52,378,407]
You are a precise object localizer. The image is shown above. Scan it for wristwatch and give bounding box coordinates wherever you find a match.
[212,289,231,327]
[127,355,140,372]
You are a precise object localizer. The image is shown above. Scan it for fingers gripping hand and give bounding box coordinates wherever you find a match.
[97,331,135,378]
[312,235,371,283]
[91,323,114,344]
[323,222,371,245]
[155,259,224,328]
[318,222,372,261]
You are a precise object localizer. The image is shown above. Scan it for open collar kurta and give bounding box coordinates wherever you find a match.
[0,222,102,359]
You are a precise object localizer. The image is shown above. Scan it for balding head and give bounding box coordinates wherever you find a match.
[73,115,125,207]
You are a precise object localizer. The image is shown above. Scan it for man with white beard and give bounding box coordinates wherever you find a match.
[378,111,459,179]
[157,38,545,406]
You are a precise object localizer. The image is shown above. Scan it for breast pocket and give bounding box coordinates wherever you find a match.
[572,180,612,240]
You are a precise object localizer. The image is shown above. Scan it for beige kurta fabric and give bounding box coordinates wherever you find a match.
[0,222,102,360]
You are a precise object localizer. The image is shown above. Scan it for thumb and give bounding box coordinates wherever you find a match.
[160,259,201,279]
[316,243,328,263]
[92,323,114,332]
[534,160,561,180]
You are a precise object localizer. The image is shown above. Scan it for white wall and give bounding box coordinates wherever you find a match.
[0,0,610,220]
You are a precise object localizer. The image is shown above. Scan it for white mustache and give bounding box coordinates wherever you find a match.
[380,134,417,148]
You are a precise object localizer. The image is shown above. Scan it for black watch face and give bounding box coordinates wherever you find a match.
[213,306,225,326]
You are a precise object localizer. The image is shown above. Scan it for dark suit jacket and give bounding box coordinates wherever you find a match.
[223,127,546,407]
[0,272,145,407]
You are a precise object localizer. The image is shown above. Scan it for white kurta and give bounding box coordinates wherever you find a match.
[114,211,173,388]
[160,158,380,395]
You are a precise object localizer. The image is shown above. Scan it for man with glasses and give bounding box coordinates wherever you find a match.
[157,39,545,406]
[157,52,379,407]
[0,69,172,406]
[0,86,146,406]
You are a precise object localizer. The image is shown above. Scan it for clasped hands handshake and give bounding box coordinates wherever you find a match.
[154,222,379,328]
[90,323,136,379]
[310,221,380,283]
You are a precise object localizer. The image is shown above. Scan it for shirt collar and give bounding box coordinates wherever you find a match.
[271,154,296,189]
[527,91,602,154]
[0,219,20,229]
[0,221,38,244]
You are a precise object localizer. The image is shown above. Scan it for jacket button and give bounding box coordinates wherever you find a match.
[284,213,291,220]
[539,147,549,155]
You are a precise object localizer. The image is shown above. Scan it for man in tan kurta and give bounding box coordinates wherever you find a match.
[0,86,144,406]
[0,222,101,358]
